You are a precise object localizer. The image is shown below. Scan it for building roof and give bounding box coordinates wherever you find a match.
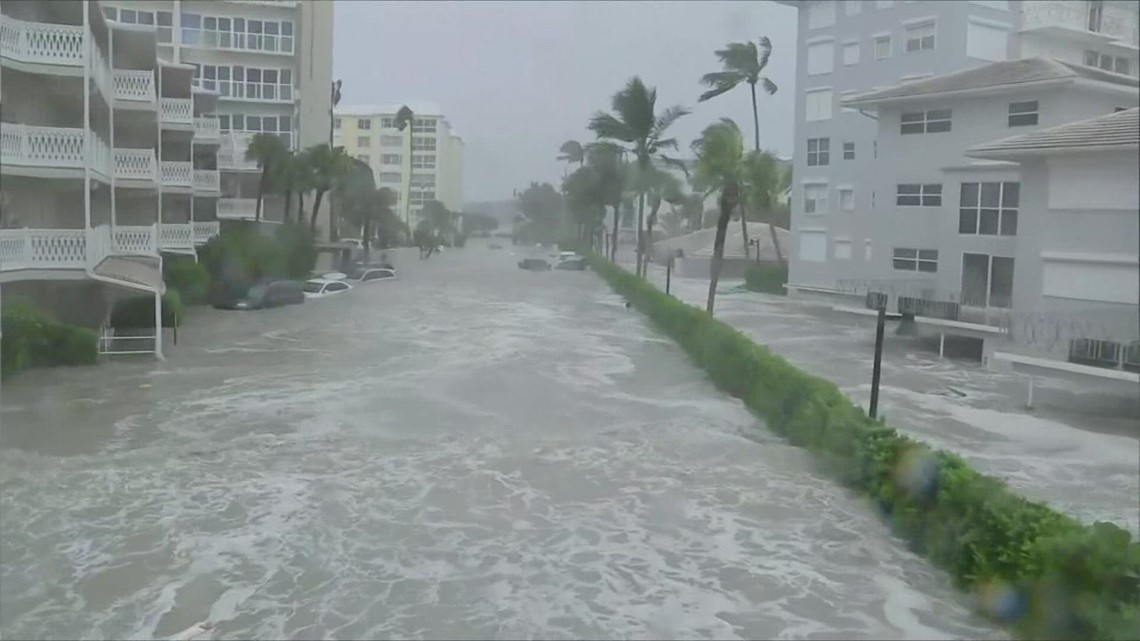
[966,107,1140,159]
[336,101,443,117]
[843,58,1139,108]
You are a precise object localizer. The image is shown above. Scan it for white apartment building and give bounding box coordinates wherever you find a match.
[776,0,1138,296]
[100,0,333,230]
[334,102,465,231]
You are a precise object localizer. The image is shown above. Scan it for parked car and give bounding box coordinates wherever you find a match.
[212,280,305,310]
[321,271,349,281]
[347,266,398,283]
[302,278,353,299]
[518,258,552,271]
[555,254,586,271]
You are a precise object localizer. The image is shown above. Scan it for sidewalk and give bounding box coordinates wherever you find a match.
[623,254,1138,534]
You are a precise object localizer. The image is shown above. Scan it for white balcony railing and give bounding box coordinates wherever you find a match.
[160,161,193,187]
[1021,2,1139,43]
[217,134,259,171]
[0,228,90,271]
[159,97,193,125]
[1,124,111,177]
[114,148,158,181]
[159,223,195,251]
[114,69,157,103]
[216,198,259,220]
[113,225,158,255]
[0,15,85,67]
[192,169,220,192]
[194,116,221,141]
[193,221,221,244]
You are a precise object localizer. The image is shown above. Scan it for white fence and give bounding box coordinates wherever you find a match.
[0,124,111,177]
[194,116,221,141]
[114,69,156,103]
[114,148,158,181]
[160,161,193,188]
[192,169,220,193]
[216,198,258,220]
[112,225,158,255]
[159,223,195,251]
[160,97,193,125]
[193,221,221,244]
[0,15,85,67]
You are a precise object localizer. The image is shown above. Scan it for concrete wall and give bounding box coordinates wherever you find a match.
[298,0,334,237]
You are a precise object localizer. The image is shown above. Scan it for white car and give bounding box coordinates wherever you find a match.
[320,271,349,281]
[302,278,352,298]
[348,266,398,283]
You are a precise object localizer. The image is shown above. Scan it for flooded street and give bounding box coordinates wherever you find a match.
[1,243,1001,640]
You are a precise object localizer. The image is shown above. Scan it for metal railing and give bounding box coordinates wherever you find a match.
[160,161,193,187]
[0,15,85,67]
[114,69,156,103]
[1021,1,1138,43]
[216,198,258,220]
[159,223,195,251]
[1,124,111,177]
[114,148,158,181]
[112,225,158,255]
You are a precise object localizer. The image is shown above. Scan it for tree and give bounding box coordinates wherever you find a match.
[557,140,585,168]
[463,212,499,235]
[698,36,778,260]
[395,105,415,235]
[563,164,607,245]
[632,165,682,270]
[336,156,377,249]
[517,182,563,243]
[245,133,289,223]
[303,144,350,238]
[741,149,786,267]
[589,76,689,276]
[422,200,455,241]
[329,79,342,145]
[274,151,313,224]
[584,142,627,260]
[691,118,746,315]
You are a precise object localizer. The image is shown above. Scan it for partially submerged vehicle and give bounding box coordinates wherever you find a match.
[302,278,353,299]
[347,266,398,283]
[555,253,586,271]
[212,280,305,310]
[518,257,552,271]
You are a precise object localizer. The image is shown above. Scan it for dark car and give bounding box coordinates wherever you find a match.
[212,280,305,310]
[518,258,552,271]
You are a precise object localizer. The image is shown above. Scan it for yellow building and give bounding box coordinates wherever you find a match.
[334,102,464,231]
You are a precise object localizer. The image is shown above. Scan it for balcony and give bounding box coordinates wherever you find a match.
[216,198,258,220]
[112,225,158,255]
[193,221,220,244]
[160,97,193,126]
[160,161,193,188]
[1021,2,1139,45]
[0,225,158,274]
[0,15,85,68]
[192,169,220,193]
[1,124,111,178]
[114,148,158,182]
[217,135,259,171]
[194,116,221,142]
[114,69,157,104]
[158,223,195,252]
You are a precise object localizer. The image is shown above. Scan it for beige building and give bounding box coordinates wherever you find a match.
[333,102,465,231]
[0,0,333,357]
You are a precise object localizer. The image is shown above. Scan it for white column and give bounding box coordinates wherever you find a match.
[83,4,92,231]
[109,28,117,228]
[154,288,164,359]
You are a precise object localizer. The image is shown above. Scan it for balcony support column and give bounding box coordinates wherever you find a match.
[109,28,117,228]
[154,287,164,360]
[83,4,92,232]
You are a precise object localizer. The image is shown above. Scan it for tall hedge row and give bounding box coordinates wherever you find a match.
[1,303,98,380]
[586,253,1138,640]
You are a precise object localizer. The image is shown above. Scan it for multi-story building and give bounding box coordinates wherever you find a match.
[100,0,334,231]
[775,0,1139,297]
[1,0,226,356]
[334,102,465,231]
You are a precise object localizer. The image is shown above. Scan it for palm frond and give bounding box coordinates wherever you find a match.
[716,42,760,79]
[611,76,656,140]
[652,105,690,139]
[652,137,680,152]
[761,76,778,96]
[698,83,737,103]
[756,36,773,71]
[657,154,690,180]
[588,112,637,143]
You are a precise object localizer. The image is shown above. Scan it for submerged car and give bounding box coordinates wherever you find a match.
[302,278,353,298]
[518,257,552,271]
[347,266,398,283]
[212,280,305,310]
[555,254,586,271]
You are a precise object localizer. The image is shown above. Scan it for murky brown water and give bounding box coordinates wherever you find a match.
[1,243,1002,639]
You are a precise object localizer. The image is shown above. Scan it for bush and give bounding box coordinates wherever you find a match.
[744,263,788,295]
[165,256,210,304]
[199,226,287,294]
[274,222,317,279]
[1,303,98,380]
[109,290,183,329]
[585,253,1138,640]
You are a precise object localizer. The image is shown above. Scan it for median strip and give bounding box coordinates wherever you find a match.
[585,253,1138,641]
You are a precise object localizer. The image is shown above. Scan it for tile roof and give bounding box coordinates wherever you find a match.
[967,107,1139,158]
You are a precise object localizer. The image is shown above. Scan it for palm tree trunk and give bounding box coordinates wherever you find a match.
[255,169,268,223]
[610,205,620,262]
[749,82,761,151]
[768,212,786,267]
[635,191,646,277]
[283,189,294,223]
[310,189,326,234]
[298,192,306,221]
[363,213,372,262]
[708,186,738,316]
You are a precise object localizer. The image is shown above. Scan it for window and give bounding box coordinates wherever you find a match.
[864,240,872,261]
[900,108,951,134]
[358,119,372,130]
[844,1,862,17]
[181,12,201,45]
[381,154,402,165]
[381,117,396,128]
[807,1,836,29]
[412,136,437,151]
[411,154,436,169]
[843,42,860,65]
[357,136,371,147]
[380,135,403,146]
[874,35,891,59]
[839,188,855,211]
[961,253,1014,308]
[905,22,936,52]
[807,41,835,75]
[1088,0,1104,32]
[967,21,1008,61]
[411,174,436,188]
[804,184,829,214]
[412,118,437,133]
[1070,339,1140,372]
[959,182,1018,235]
[103,6,117,20]
[835,239,853,259]
[842,141,855,159]
[1084,50,1130,74]
[798,231,828,262]
[1115,58,1130,75]
[805,89,833,121]
[157,11,172,42]
[334,118,342,129]
[356,154,369,163]
[378,172,401,183]
[892,248,938,272]
[1008,101,1038,127]
[807,138,830,166]
[222,112,293,149]
[896,183,942,207]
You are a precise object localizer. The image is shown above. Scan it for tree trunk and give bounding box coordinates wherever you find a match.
[610,204,620,262]
[635,190,646,277]
[749,81,761,151]
[707,182,739,316]
[283,189,294,223]
[646,199,661,276]
[310,189,326,234]
[768,213,786,268]
[255,168,268,223]
[329,193,338,242]
[298,192,306,222]
[363,213,372,263]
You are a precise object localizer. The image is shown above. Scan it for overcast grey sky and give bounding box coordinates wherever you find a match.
[333,1,798,203]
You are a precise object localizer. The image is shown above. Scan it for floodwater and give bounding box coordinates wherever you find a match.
[0,242,1002,640]
[636,254,1139,535]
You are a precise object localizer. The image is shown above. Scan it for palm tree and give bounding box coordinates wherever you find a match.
[274,151,313,224]
[329,79,342,145]
[304,143,350,237]
[698,36,778,260]
[394,105,415,236]
[557,140,585,168]
[635,165,683,271]
[245,133,289,223]
[589,76,689,276]
[586,142,627,261]
[691,118,746,315]
[741,149,786,267]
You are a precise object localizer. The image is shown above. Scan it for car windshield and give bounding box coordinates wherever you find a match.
[302,282,324,294]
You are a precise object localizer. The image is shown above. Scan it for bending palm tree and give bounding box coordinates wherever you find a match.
[691,119,746,316]
[395,105,414,238]
[305,143,350,237]
[698,36,779,262]
[557,140,585,168]
[589,76,689,277]
[245,133,288,223]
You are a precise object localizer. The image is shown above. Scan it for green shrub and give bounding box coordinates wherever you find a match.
[744,263,788,295]
[1,303,98,380]
[164,256,210,304]
[585,253,1138,640]
[109,290,183,329]
[274,222,317,279]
